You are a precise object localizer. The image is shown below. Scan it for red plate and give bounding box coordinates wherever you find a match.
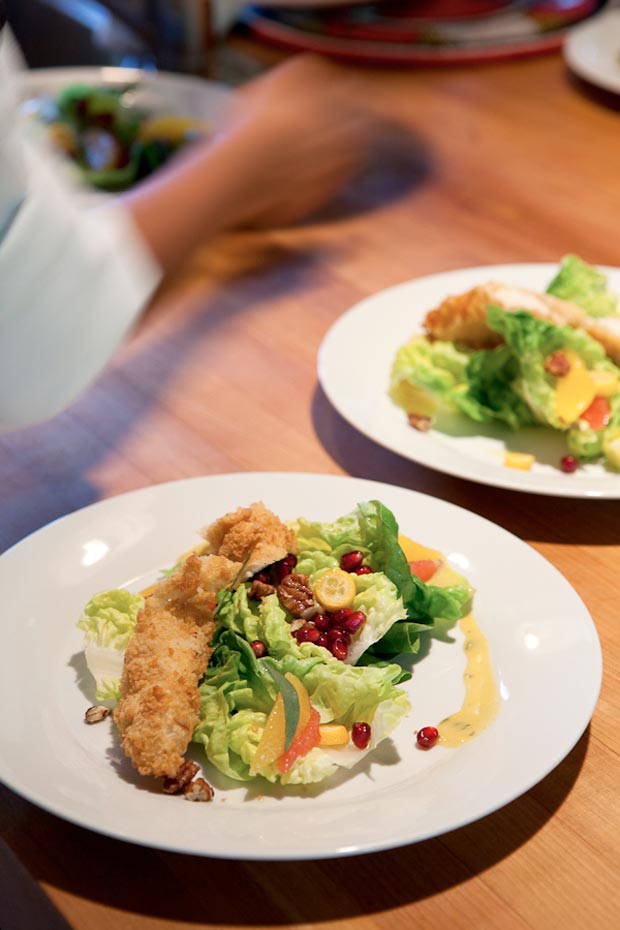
[243,0,604,65]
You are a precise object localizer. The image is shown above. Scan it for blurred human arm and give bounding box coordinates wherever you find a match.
[0,38,371,432]
[123,55,372,272]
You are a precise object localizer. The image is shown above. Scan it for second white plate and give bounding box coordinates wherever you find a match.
[564,9,620,96]
[318,262,620,498]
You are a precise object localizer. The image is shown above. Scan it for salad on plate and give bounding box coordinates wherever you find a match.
[27,81,209,191]
[390,255,620,473]
[77,499,484,798]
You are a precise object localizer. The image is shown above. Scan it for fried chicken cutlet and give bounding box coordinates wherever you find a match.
[114,502,298,780]
[424,282,620,363]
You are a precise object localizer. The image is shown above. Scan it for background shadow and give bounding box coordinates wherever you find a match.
[0,729,589,925]
[312,384,620,546]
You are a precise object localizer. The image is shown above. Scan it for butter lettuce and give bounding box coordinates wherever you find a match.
[194,628,410,784]
[77,589,144,702]
[389,336,473,415]
[546,255,618,318]
[293,500,471,641]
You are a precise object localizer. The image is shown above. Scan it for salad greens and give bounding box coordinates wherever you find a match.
[42,82,208,191]
[78,500,472,786]
[77,589,144,702]
[390,256,620,470]
[547,254,618,318]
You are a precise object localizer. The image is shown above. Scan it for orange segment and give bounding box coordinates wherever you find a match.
[250,672,315,776]
[398,534,442,562]
[249,692,286,776]
[277,708,321,773]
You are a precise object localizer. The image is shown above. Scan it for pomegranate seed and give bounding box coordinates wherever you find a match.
[330,637,349,661]
[283,554,298,567]
[330,608,353,627]
[250,640,267,658]
[344,611,366,633]
[327,627,350,645]
[355,566,373,576]
[352,722,371,749]
[273,561,293,584]
[252,570,272,585]
[313,613,331,632]
[560,454,578,474]
[340,550,364,573]
[316,632,329,648]
[296,624,320,644]
[417,726,439,749]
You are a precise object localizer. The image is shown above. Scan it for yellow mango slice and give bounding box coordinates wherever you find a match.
[555,351,596,425]
[319,724,350,746]
[590,369,619,397]
[504,451,535,471]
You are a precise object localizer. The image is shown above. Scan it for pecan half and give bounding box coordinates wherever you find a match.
[544,351,570,377]
[162,760,200,795]
[277,572,315,617]
[407,413,433,432]
[248,579,276,600]
[84,705,110,724]
[184,777,215,802]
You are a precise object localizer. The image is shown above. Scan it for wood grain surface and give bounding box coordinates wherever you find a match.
[2,40,620,930]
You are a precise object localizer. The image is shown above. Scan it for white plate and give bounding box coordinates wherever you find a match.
[0,473,601,859]
[319,262,620,498]
[16,66,232,199]
[564,9,620,95]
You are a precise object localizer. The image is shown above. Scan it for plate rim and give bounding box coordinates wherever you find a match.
[0,471,603,858]
[564,8,620,95]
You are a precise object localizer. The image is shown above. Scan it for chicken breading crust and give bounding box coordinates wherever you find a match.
[114,502,299,780]
[202,501,299,578]
[424,282,620,363]
[114,554,240,778]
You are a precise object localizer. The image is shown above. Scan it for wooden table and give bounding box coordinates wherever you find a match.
[2,39,620,930]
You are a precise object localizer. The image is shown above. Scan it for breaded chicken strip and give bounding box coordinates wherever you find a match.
[114,553,240,778]
[114,502,298,780]
[202,501,299,578]
[424,282,620,363]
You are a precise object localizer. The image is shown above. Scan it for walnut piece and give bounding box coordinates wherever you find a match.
[84,705,110,724]
[407,413,433,432]
[184,777,215,802]
[248,579,276,600]
[162,760,200,795]
[277,572,316,617]
[544,351,571,377]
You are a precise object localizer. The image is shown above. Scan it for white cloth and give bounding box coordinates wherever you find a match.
[0,30,162,433]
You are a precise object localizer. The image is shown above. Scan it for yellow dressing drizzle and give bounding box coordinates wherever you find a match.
[399,534,500,748]
[438,612,500,747]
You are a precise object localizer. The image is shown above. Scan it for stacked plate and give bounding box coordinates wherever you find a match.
[243,0,605,65]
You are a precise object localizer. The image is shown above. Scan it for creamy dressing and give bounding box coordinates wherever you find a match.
[398,535,500,747]
[438,612,500,747]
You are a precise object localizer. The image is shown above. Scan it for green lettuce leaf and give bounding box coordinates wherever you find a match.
[546,255,618,318]
[457,345,535,429]
[194,628,410,784]
[293,500,472,665]
[389,336,473,414]
[77,589,143,703]
[484,305,612,429]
